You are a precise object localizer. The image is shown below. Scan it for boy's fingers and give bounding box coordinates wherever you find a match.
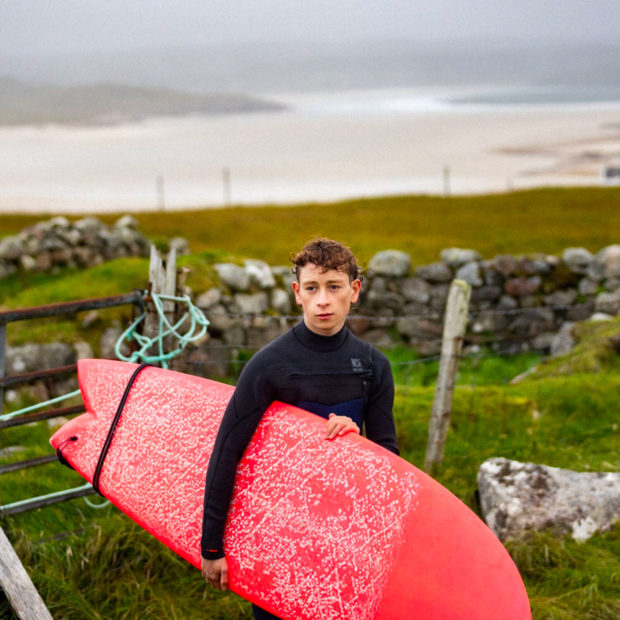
[220,564,229,591]
[339,423,360,435]
[325,415,359,439]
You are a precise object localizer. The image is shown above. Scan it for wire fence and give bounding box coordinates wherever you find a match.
[188,304,553,387]
[210,300,590,322]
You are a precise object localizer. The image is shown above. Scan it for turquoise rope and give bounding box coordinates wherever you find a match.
[114,292,210,369]
[2,290,210,511]
[82,492,112,509]
[0,389,81,423]
[1,293,208,422]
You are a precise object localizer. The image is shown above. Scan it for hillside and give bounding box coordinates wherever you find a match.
[4,187,620,267]
[0,77,286,126]
[1,188,619,618]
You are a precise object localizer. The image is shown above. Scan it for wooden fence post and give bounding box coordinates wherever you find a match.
[144,245,177,359]
[424,279,471,475]
[0,322,6,417]
[0,527,53,620]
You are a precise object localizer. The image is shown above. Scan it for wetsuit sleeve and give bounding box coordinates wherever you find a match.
[364,350,399,455]
[201,354,275,559]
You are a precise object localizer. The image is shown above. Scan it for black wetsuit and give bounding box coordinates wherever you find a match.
[201,321,398,619]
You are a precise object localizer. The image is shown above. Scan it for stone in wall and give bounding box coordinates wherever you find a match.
[550,322,576,357]
[100,326,131,359]
[5,343,75,375]
[271,288,292,315]
[440,247,482,268]
[400,278,431,304]
[3,342,81,401]
[414,261,452,283]
[196,288,222,310]
[562,247,594,275]
[594,245,620,280]
[244,259,276,289]
[455,261,483,287]
[367,250,411,277]
[234,292,269,315]
[214,263,251,291]
[595,289,620,315]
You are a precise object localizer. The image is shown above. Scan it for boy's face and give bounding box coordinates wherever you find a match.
[292,263,361,336]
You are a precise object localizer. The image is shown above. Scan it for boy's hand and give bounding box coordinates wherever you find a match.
[325,413,360,440]
[202,556,229,591]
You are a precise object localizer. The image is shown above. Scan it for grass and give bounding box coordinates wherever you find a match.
[387,346,542,387]
[526,317,620,379]
[2,358,619,618]
[2,187,620,266]
[507,527,620,620]
[1,187,620,618]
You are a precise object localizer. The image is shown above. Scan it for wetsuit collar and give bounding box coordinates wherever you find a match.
[293,321,349,352]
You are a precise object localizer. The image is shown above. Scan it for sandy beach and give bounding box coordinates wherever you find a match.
[0,89,619,214]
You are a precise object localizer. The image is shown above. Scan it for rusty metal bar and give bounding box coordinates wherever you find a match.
[0,404,84,430]
[0,291,143,324]
[0,363,77,389]
[0,323,6,417]
[0,455,59,475]
[0,484,96,516]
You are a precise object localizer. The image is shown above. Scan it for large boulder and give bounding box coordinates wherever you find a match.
[478,457,620,542]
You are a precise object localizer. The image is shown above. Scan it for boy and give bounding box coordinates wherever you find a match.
[201,238,399,619]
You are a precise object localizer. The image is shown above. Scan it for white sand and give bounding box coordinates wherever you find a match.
[0,90,619,214]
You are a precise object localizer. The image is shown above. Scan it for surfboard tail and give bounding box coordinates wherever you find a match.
[50,358,141,480]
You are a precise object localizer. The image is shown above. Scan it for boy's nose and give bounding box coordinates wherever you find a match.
[317,288,329,304]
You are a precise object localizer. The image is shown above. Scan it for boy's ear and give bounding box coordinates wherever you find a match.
[292,280,302,305]
[351,278,362,303]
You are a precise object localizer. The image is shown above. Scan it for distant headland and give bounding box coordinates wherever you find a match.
[0,77,287,127]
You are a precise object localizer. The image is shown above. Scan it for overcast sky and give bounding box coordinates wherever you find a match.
[2,0,620,56]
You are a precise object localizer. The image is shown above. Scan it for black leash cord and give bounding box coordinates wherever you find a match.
[92,363,151,496]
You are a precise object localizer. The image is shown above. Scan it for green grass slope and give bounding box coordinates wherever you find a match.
[2,187,620,266]
[1,188,619,618]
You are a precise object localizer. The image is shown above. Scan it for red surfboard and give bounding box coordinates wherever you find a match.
[50,359,530,619]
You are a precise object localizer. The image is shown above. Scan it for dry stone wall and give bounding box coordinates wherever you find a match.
[184,244,620,377]
[3,216,620,378]
[0,215,150,277]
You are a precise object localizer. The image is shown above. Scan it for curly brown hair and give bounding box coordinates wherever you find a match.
[290,238,362,282]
